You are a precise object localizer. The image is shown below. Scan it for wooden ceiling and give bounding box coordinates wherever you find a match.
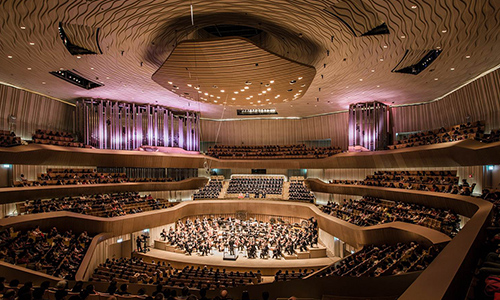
[152,38,316,106]
[0,0,499,119]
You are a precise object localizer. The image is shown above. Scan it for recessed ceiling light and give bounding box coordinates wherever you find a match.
[379,58,384,61]
[257,101,261,103]
[220,90,225,92]
[20,26,26,29]
[267,88,271,91]
[214,100,217,103]
[240,89,244,92]
[298,77,303,80]
[441,29,447,33]
[27,67,31,70]
[401,35,406,39]
[29,42,35,46]
[270,80,275,83]
[234,91,238,94]
[7,55,13,59]
[371,69,375,72]
[411,5,417,9]
[60,67,64,70]
[76,56,81,59]
[250,102,253,104]
[359,79,363,81]
[42,82,46,84]
[376,85,380,87]
[106,77,110,79]
[204,93,208,95]
[465,55,471,59]
[187,84,192,87]
[383,45,388,49]
[450,67,455,71]
[232,98,236,100]
[244,86,249,90]
[90,67,94,70]
[436,46,441,49]
[216,96,220,99]
[434,78,438,80]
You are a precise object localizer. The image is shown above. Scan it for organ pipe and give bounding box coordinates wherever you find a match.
[76,99,200,151]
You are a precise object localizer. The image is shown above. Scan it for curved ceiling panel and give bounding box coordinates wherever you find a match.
[152,37,316,106]
[0,0,499,119]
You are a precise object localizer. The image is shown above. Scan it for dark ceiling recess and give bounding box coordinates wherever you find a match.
[58,22,102,55]
[361,23,390,36]
[392,49,443,75]
[50,70,103,89]
[202,24,263,38]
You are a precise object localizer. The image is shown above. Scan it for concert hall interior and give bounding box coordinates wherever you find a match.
[1,1,500,300]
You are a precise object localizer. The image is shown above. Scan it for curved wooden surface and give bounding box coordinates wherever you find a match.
[0,199,450,248]
[0,177,208,204]
[1,140,500,169]
[306,179,493,300]
[0,187,491,300]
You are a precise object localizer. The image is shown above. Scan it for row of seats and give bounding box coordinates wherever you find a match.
[226,176,284,195]
[388,121,485,149]
[32,129,90,148]
[317,243,439,277]
[91,257,261,290]
[329,170,474,195]
[288,181,315,203]
[14,168,173,187]
[0,130,22,147]
[192,177,223,200]
[0,226,93,280]
[319,197,460,236]
[17,192,180,218]
[207,144,342,159]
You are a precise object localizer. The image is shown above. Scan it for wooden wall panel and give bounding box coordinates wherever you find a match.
[392,68,500,133]
[200,112,349,149]
[0,83,75,139]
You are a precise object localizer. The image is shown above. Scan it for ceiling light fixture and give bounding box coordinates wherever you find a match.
[20,26,26,29]
[411,5,417,9]
[434,78,438,80]
[76,56,81,59]
[379,58,384,61]
[465,55,471,59]
[220,89,225,92]
[29,42,35,45]
[401,35,406,39]
[270,80,274,83]
[244,86,249,89]
[7,55,12,59]
[441,29,447,33]
[27,67,31,70]
[450,67,455,71]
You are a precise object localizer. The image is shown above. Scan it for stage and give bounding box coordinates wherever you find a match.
[135,248,340,276]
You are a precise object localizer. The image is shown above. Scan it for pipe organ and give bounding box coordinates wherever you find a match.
[76,99,200,151]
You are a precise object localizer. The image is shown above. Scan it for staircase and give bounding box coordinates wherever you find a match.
[282,182,290,200]
[218,180,230,198]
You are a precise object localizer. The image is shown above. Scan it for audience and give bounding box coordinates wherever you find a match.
[388,121,485,150]
[92,257,261,290]
[193,177,223,200]
[32,129,89,148]
[0,130,22,147]
[18,192,179,218]
[14,168,173,187]
[274,269,315,282]
[288,178,315,203]
[319,197,460,236]
[226,176,283,197]
[207,144,341,159]
[329,170,475,195]
[0,226,93,279]
[317,243,440,277]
